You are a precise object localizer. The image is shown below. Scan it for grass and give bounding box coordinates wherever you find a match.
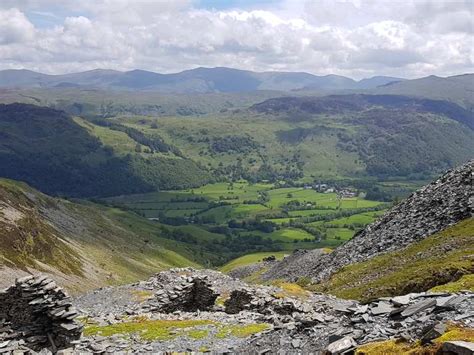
[84,319,213,341]
[356,323,474,354]
[272,281,309,299]
[219,252,288,273]
[84,318,270,341]
[311,218,474,302]
[430,274,474,293]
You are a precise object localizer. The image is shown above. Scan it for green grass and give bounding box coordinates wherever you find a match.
[84,318,270,342]
[311,218,474,302]
[84,319,214,340]
[219,252,288,273]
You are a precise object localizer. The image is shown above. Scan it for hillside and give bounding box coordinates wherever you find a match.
[0,67,404,92]
[0,103,210,197]
[311,218,474,302]
[0,178,201,292]
[371,73,474,109]
[140,94,473,180]
[2,96,472,200]
[261,161,473,287]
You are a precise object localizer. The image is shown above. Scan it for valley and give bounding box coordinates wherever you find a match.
[0,68,472,354]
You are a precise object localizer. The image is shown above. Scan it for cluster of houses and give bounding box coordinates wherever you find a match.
[305,183,358,198]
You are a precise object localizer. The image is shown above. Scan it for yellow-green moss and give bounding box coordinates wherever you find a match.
[84,319,213,341]
[356,339,424,355]
[356,324,474,355]
[188,329,209,339]
[434,324,474,343]
[430,274,474,293]
[85,319,270,342]
[216,323,270,339]
[272,281,309,299]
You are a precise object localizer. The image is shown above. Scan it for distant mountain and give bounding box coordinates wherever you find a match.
[371,73,474,109]
[0,67,405,93]
[355,75,405,89]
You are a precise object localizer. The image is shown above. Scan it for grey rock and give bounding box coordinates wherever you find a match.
[442,341,474,355]
[326,336,356,354]
[391,295,411,306]
[371,302,394,315]
[401,299,437,317]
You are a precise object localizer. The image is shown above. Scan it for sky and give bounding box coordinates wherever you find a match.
[0,0,472,79]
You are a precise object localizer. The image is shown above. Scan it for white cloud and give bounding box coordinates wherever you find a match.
[0,8,35,44]
[0,0,472,78]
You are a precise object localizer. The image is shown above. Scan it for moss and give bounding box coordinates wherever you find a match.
[85,318,270,342]
[356,324,474,355]
[84,319,214,341]
[434,324,474,343]
[272,281,309,299]
[215,293,229,307]
[216,323,270,339]
[188,329,209,339]
[355,339,441,355]
[311,218,474,302]
[430,274,474,293]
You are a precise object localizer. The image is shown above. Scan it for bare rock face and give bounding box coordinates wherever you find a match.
[0,275,83,352]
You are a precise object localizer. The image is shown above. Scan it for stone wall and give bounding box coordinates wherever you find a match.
[0,275,83,352]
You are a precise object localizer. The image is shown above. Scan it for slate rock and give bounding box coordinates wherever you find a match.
[442,341,474,355]
[326,336,357,354]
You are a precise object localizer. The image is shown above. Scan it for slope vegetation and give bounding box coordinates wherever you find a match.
[0,178,200,292]
[0,103,210,197]
[312,217,474,302]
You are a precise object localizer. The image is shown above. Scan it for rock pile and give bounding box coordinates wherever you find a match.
[0,274,82,353]
[71,268,473,353]
[263,160,473,282]
[148,274,218,313]
[238,291,474,354]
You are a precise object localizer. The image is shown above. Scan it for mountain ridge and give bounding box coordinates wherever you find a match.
[0,67,407,92]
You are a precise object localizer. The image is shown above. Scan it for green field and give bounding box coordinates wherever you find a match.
[103,181,387,262]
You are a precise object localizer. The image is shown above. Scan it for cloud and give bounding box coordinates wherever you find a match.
[0,0,472,78]
[0,8,35,44]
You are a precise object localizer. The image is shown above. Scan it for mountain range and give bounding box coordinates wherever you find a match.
[0,67,406,92]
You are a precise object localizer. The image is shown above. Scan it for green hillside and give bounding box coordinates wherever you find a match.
[0,103,210,197]
[0,178,202,292]
[311,218,474,302]
[112,94,473,181]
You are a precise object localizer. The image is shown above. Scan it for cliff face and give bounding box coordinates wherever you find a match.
[263,160,473,282]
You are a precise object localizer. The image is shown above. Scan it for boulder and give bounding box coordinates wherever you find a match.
[442,341,474,355]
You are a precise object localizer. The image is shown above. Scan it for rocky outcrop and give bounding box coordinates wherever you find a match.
[0,275,83,353]
[263,161,473,282]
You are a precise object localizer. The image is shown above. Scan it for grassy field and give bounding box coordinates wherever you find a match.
[103,181,387,262]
